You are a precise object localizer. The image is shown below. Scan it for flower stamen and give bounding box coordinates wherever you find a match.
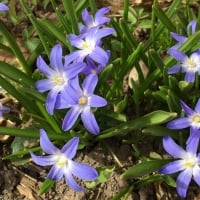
[78,96,88,105]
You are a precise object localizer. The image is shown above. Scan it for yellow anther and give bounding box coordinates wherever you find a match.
[78,96,88,105]
[52,76,64,84]
[193,115,200,123]
[187,59,196,68]
[56,154,68,168]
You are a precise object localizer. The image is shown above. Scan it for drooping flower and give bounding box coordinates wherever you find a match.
[169,20,197,50]
[0,3,9,11]
[56,74,107,134]
[79,7,110,34]
[0,102,10,118]
[66,27,115,66]
[167,48,200,82]
[30,129,98,191]
[159,135,200,198]
[35,44,85,115]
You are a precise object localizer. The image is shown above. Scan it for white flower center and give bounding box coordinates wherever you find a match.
[183,153,198,168]
[82,41,93,53]
[189,113,200,128]
[78,96,88,106]
[188,59,196,68]
[56,153,68,168]
[182,53,200,72]
[52,76,65,85]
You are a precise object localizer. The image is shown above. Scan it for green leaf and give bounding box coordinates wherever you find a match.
[153,6,176,32]
[138,20,152,29]
[121,159,171,179]
[96,110,177,140]
[39,179,55,195]
[0,61,34,87]
[86,166,115,188]
[0,21,31,75]
[163,175,176,187]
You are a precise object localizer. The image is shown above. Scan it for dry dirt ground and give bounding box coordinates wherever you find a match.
[1,1,200,200]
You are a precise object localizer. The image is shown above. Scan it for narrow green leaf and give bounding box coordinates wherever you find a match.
[121,159,171,179]
[39,179,55,195]
[0,21,31,75]
[0,61,34,87]
[96,111,177,140]
[62,0,79,34]
[153,6,176,32]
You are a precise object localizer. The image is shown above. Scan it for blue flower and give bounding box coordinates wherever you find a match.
[167,99,200,131]
[0,102,9,118]
[30,129,98,191]
[35,44,85,115]
[80,7,110,34]
[56,74,107,134]
[66,27,115,66]
[0,3,9,11]
[170,20,197,50]
[159,135,200,198]
[167,48,200,82]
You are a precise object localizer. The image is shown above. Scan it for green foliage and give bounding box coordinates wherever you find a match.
[0,0,199,198]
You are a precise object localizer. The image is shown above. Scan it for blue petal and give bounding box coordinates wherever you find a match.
[193,165,200,186]
[166,118,190,130]
[35,79,54,92]
[64,172,84,191]
[95,27,115,40]
[0,3,9,11]
[195,98,200,112]
[68,34,83,49]
[187,20,197,34]
[50,44,64,71]
[40,129,59,154]
[46,89,59,115]
[30,153,55,166]
[47,165,64,181]
[170,32,187,43]
[176,168,192,198]
[62,107,81,131]
[159,160,185,174]
[37,56,54,76]
[167,64,181,74]
[82,9,92,25]
[184,71,195,82]
[89,47,108,65]
[95,7,110,24]
[186,129,200,154]
[162,136,186,158]
[81,108,99,134]
[61,137,79,159]
[65,51,79,65]
[65,62,86,79]
[90,94,107,107]
[168,49,186,63]
[82,74,98,94]
[180,100,194,116]
[69,160,98,181]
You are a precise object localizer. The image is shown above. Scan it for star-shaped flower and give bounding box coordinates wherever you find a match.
[159,135,200,198]
[56,74,107,134]
[36,44,85,115]
[30,129,98,191]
